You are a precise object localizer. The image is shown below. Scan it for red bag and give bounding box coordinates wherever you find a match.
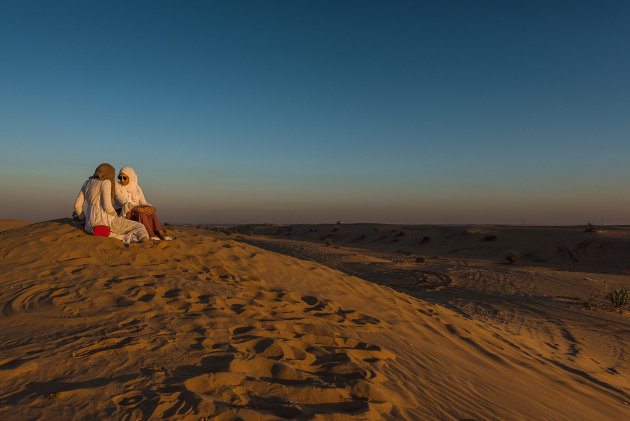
[93,226,110,237]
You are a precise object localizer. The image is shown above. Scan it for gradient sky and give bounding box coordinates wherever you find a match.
[1,1,629,224]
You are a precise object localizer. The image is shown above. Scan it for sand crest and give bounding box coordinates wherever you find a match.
[0,219,31,233]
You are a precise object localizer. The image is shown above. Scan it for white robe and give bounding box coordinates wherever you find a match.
[74,179,149,244]
[115,166,150,217]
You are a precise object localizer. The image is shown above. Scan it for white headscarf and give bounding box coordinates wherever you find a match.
[117,166,149,215]
[118,166,140,200]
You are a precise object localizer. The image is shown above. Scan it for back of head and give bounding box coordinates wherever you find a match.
[92,163,116,204]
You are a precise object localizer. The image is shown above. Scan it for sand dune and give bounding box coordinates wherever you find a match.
[233,223,630,274]
[0,219,31,232]
[1,220,629,420]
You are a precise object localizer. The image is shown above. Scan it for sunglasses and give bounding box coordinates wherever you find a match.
[118,175,128,181]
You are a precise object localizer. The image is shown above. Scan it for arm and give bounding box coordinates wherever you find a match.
[74,184,85,219]
[114,182,130,206]
[101,180,118,216]
[113,183,129,216]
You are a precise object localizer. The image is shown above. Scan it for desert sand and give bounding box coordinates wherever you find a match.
[1,219,629,420]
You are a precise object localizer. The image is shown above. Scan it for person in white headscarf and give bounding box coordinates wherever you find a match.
[74,163,150,245]
[115,166,171,241]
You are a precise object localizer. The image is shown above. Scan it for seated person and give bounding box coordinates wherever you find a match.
[115,166,171,241]
[74,163,149,244]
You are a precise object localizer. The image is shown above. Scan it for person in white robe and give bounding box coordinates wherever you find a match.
[115,166,171,241]
[74,163,150,244]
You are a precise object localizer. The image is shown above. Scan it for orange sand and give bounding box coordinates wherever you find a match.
[1,220,629,420]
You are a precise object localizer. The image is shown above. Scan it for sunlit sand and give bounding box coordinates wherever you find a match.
[1,219,629,419]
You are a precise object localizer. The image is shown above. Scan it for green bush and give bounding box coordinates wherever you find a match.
[608,289,629,314]
[325,239,333,247]
[506,250,519,264]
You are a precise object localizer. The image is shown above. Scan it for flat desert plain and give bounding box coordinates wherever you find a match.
[1,219,629,420]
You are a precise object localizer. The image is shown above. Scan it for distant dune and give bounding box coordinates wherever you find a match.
[232,223,630,274]
[1,219,629,420]
[0,219,31,232]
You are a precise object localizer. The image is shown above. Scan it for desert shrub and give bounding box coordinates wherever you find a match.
[325,239,333,247]
[332,244,340,249]
[483,235,497,242]
[236,235,245,240]
[247,230,254,236]
[506,250,520,264]
[583,301,597,311]
[332,227,339,232]
[395,231,404,237]
[608,289,629,314]
[222,229,232,235]
[415,256,426,263]
[196,225,201,229]
[585,222,600,232]
[419,236,430,244]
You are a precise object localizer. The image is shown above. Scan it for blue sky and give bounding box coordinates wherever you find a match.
[1,1,629,224]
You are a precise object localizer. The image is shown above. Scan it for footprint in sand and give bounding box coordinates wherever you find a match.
[112,390,144,406]
[162,288,181,298]
[349,312,381,325]
[200,353,235,372]
[121,281,400,419]
[137,293,155,303]
[2,284,66,317]
[151,391,195,418]
[72,337,133,358]
[0,356,26,370]
[230,325,255,335]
